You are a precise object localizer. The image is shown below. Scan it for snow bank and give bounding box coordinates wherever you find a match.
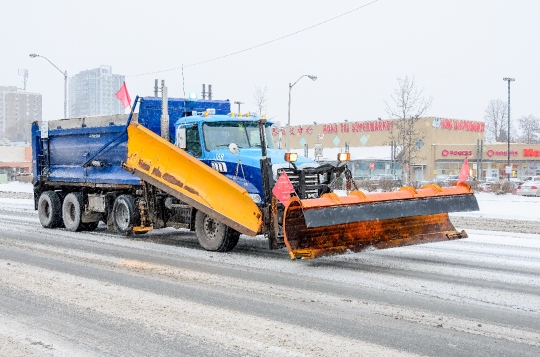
[451,192,540,221]
[0,182,33,193]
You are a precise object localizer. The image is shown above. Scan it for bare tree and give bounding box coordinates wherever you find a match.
[483,99,509,143]
[517,114,540,144]
[253,86,268,116]
[385,76,432,184]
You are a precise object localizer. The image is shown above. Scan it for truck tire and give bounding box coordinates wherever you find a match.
[38,191,63,228]
[112,195,139,235]
[62,192,84,231]
[195,211,240,252]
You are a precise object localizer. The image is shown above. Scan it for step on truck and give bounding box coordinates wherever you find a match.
[32,94,479,259]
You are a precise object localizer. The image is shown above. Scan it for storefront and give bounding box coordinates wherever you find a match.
[276,117,484,181]
[432,144,540,179]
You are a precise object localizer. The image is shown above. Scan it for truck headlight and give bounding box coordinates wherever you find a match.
[248,194,262,203]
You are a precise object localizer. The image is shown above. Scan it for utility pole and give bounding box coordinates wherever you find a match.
[503,77,515,181]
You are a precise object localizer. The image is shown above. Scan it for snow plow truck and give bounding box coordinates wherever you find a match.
[32,94,479,259]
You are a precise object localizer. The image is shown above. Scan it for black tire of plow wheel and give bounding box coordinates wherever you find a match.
[62,192,84,232]
[195,210,240,252]
[112,195,139,235]
[80,221,100,231]
[38,191,63,229]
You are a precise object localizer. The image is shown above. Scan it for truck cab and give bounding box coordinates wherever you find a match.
[174,113,318,204]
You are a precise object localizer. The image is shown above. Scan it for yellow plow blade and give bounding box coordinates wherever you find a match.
[123,123,263,236]
[283,184,479,259]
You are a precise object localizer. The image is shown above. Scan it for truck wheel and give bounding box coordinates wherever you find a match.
[62,192,84,232]
[195,211,240,252]
[38,191,63,228]
[112,195,139,234]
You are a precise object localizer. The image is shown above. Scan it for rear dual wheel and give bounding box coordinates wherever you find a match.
[195,211,240,252]
[59,192,100,232]
[62,192,85,231]
[38,191,63,228]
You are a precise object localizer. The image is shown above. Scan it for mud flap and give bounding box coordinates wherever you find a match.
[283,184,479,260]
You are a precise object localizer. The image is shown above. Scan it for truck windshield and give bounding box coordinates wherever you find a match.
[203,122,275,151]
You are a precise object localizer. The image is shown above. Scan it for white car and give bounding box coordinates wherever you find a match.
[516,181,540,197]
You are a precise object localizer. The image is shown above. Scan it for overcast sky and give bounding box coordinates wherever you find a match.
[1,0,538,127]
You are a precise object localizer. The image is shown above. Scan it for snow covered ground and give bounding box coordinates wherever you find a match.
[0,182,538,356]
[450,192,540,221]
[0,181,33,193]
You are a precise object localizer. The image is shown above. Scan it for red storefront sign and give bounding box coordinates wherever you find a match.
[441,149,472,156]
[486,149,518,157]
[272,126,313,136]
[524,148,540,157]
[438,119,484,132]
[323,120,394,134]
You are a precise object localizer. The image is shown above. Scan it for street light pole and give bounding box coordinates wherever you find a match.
[234,101,244,114]
[30,54,68,119]
[286,74,317,152]
[503,77,515,181]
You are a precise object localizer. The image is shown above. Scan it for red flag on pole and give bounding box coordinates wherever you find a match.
[457,157,469,184]
[272,172,296,205]
[115,82,131,108]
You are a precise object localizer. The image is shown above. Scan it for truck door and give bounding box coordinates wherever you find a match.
[184,125,202,158]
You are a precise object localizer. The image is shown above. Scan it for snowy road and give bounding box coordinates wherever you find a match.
[0,194,539,356]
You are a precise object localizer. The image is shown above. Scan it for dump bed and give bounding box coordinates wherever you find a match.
[32,114,139,185]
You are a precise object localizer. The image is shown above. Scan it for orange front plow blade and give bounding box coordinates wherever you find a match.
[283,184,478,259]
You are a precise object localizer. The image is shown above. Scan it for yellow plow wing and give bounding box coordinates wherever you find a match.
[283,184,479,259]
[123,123,263,236]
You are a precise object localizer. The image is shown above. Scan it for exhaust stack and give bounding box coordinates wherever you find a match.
[160,80,169,140]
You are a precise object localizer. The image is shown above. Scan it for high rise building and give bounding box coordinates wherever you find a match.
[0,86,42,142]
[69,65,125,117]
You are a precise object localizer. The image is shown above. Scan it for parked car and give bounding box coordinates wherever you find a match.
[433,176,448,184]
[516,181,540,197]
[522,176,540,182]
[479,177,499,192]
[509,177,524,185]
[444,174,460,185]
[369,174,402,188]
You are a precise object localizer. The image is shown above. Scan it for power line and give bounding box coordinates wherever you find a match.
[127,0,379,77]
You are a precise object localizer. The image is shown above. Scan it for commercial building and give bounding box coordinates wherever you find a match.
[0,144,32,180]
[276,116,540,181]
[0,86,42,142]
[69,65,125,117]
[432,143,540,179]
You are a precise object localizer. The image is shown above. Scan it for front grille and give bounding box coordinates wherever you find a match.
[277,168,319,199]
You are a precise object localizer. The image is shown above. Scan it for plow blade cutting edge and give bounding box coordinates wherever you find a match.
[283,184,479,259]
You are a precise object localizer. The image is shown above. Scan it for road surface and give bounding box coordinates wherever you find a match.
[0,197,539,356]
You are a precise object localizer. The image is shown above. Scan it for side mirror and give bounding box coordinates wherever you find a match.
[229,143,239,154]
[176,128,187,149]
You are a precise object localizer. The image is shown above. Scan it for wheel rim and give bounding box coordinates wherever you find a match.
[67,202,76,222]
[115,203,130,231]
[202,216,219,240]
[42,200,51,219]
